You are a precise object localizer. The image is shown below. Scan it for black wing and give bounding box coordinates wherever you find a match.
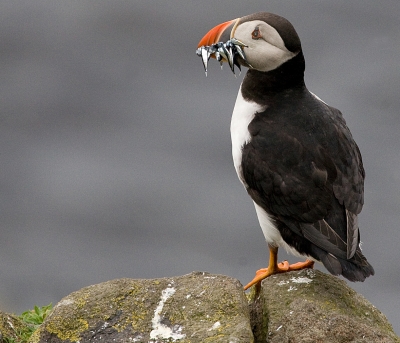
[241,91,364,261]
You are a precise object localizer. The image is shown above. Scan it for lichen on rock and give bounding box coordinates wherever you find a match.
[24,269,400,343]
[0,311,32,342]
[30,271,253,343]
[249,269,400,343]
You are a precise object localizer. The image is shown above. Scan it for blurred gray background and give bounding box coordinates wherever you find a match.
[1,0,399,334]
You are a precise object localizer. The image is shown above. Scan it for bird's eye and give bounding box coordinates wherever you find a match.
[251,27,262,40]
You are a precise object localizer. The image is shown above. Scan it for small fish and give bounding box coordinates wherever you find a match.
[230,37,247,47]
[226,45,235,73]
[201,47,210,76]
[217,44,229,62]
[196,38,251,76]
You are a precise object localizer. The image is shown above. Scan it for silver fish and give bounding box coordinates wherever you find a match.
[226,45,235,72]
[197,38,251,76]
[201,47,210,76]
[230,37,247,47]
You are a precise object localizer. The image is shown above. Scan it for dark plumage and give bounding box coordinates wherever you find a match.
[241,77,372,280]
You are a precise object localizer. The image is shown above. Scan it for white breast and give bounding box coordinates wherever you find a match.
[253,201,283,246]
[229,87,317,255]
[230,86,295,248]
[253,201,313,256]
[230,84,266,185]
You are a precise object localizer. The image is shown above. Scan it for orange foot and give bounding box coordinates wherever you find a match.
[243,246,314,290]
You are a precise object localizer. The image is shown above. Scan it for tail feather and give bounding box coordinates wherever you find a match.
[276,218,374,282]
[312,245,374,282]
[319,250,342,276]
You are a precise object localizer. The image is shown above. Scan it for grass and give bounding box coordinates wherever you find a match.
[3,304,52,343]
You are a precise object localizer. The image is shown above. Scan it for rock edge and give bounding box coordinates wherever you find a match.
[0,270,398,343]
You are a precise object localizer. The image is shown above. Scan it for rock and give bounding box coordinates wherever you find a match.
[250,269,400,343]
[28,269,399,343]
[0,311,32,342]
[30,271,253,343]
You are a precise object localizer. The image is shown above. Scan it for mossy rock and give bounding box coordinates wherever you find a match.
[250,269,400,343]
[0,311,32,342]
[26,269,399,343]
[30,272,253,343]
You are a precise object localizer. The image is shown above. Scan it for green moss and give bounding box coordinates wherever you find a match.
[291,272,392,333]
[26,328,41,343]
[46,317,88,341]
[255,269,400,342]
[30,273,254,342]
[1,304,53,343]
[1,313,31,343]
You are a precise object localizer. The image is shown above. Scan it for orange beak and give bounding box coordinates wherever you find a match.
[197,18,247,75]
[197,19,238,57]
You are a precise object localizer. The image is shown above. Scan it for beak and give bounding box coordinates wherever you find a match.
[196,18,249,76]
[197,19,237,52]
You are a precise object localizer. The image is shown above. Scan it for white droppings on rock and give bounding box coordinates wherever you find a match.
[100,321,109,330]
[7,319,14,330]
[55,299,74,307]
[149,287,185,341]
[208,321,221,331]
[276,325,283,331]
[131,334,143,342]
[290,277,313,284]
[277,280,289,286]
[186,294,191,299]
[305,269,316,278]
[287,286,297,292]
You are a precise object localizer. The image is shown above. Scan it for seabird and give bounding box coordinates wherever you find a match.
[196,12,374,290]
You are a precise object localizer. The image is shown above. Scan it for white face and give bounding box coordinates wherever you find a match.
[232,20,297,72]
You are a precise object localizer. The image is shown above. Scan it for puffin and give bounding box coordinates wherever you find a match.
[196,12,374,290]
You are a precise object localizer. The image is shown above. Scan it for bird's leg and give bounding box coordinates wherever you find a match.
[243,245,314,290]
[243,245,285,290]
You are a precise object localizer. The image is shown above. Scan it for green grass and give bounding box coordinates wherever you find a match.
[20,304,52,327]
[3,304,52,343]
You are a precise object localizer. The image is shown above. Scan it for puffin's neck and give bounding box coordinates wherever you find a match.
[241,51,306,105]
